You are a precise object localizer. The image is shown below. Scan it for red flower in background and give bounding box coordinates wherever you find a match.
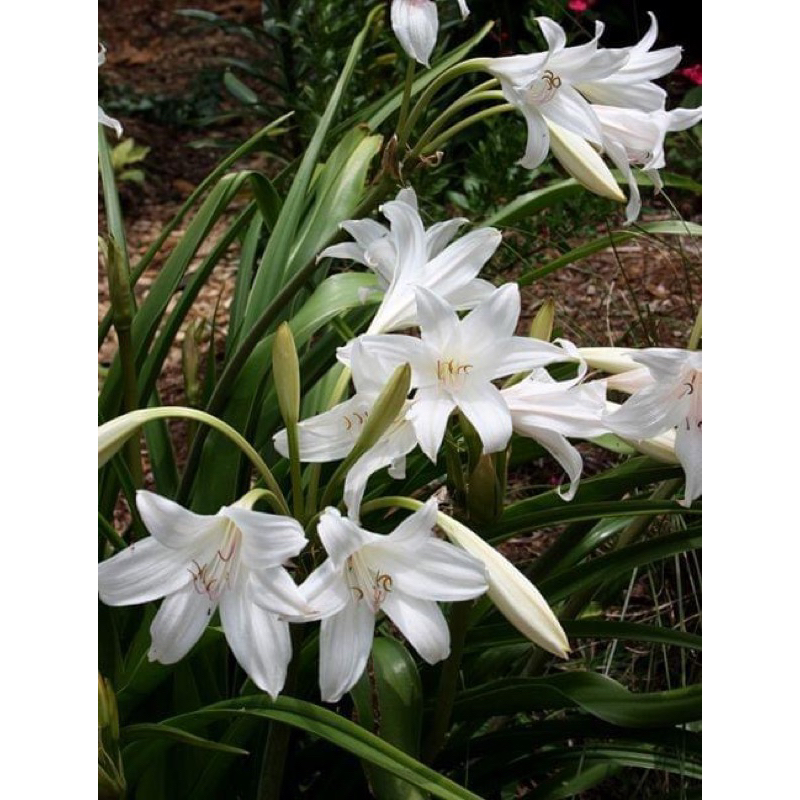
[568,0,595,11]
[680,63,702,85]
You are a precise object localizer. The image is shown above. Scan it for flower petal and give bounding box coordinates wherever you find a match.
[219,584,292,698]
[391,0,439,67]
[517,106,550,169]
[249,567,314,617]
[318,507,378,569]
[135,490,220,550]
[222,507,306,569]
[98,537,191,606]
[542,86,602,144]
[484,336,574,379]
[406,386,455,462]
[675,413,701,507]
[319,599,376,702]
[414,286,461,353]
[148,582,215,664]
[455,381,513,454]
[297,559,352,621]
[460,282,520,342]
[381,592,450,664]
[524,426,584,501]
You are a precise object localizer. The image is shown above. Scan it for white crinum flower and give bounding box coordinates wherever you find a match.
[350,284,577,462]
[596,105,702,222]
[274,340,418,517]
[576,12,683,112]
[97,491,311,698]
[319,187,499,335]
[501,347,608,500]
[604,349,702,505]
[482,18,629,169]
[390,0,470,67]
[98,45,123,138]
[299,499,488,702]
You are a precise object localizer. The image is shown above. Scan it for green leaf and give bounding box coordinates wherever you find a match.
[224,70,260,105]
[518,221,702,285]
[540,527,702,602]
[242,8,381,332]
[136,696,484,800]
[122,722,248,754]
[352,638,427,800]
[452,673,701,728]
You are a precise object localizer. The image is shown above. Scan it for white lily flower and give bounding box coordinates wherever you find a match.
[576,13,683,112]
[604,349,702,505]
[319,187,499,334]
[299,499,488,702]
[350,284,577,461]
[98,45,123,138]
[482,18,629,169]
[501,348,608,500]
[98,491,311,698]
[274,340,418,516]
[434,510,569,657]
[595,104,703,222]
[390,0,470,67]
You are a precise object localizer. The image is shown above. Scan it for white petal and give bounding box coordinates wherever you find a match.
[382,592,450,664]
[461,283,520,342]
[249,567,314,617]
[98,106,123,138]
[517,106,551,170]
[542,86,602,144]
[675,412,701,506]
[318,507,377,569]
[406,386,455,462]
[395,186,419,210]
[523,426,584,501]
[317,242,372,266]
[135,490,221,550]
[220,584,292,698]
[222,507,306,568]
[98,537,191,606]
[580,81,667,112]
[297,559,352,621]
[484,336,574,380]
[605,383,688,439]
[343,423,419,517]
[446,278,497,310]
[391,0,439,66]
[415,286,461,352]
[377,538,487,601]
[455,381,513,454]
[381,199,428,280]
[345,334,429,383]
[536,17,567,53]
[425,218,467,258]
[454,0,469,19]
[603,136,642,224]
[319,599,376,702]
[665,107,703,133]
[148,583,215,664]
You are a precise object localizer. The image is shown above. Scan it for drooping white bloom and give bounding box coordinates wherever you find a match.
[576,13,683,112]
[595,105,702,222]
[501,348,608,500]
[274,340,418,516]
[350,284,577,461]
[299,499,488,702]
[604,349,702,505]
[98,491,311,697]
[319,188,499,335]
[98,45,123,138]
[434,508,569,657]
[482,18,629,169]
[390,0,470,67]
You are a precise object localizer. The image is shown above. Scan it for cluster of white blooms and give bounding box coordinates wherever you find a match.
[390,8,701,222]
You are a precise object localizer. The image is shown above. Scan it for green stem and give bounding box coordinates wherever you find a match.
[98,126,131,287]
[286,421,305,521]
[423,600,472,762]
[688,305,702,350]
[412,84,502,158]
[396,58,416,139]
[399,58,490,151]
[411,103,514,160]
[98,512,127,552]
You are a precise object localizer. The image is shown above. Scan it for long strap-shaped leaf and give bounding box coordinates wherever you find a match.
[124,695,485,800]
[452,672,700,728]
[241,6,382,331]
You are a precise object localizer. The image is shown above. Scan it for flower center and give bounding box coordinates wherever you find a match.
[346,552,393,613]
[436,358,473,390]
[188,522,241,601]
[342,408,369,434]
[525,69,562,105]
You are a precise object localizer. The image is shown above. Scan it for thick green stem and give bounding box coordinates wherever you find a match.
[396,58,416,140]
[98,126,131,285]
[423,600,472,762]
[256,626,305,800]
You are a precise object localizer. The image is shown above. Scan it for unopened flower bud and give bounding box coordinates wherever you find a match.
[272,323,301,426]
[467,453,503,526]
